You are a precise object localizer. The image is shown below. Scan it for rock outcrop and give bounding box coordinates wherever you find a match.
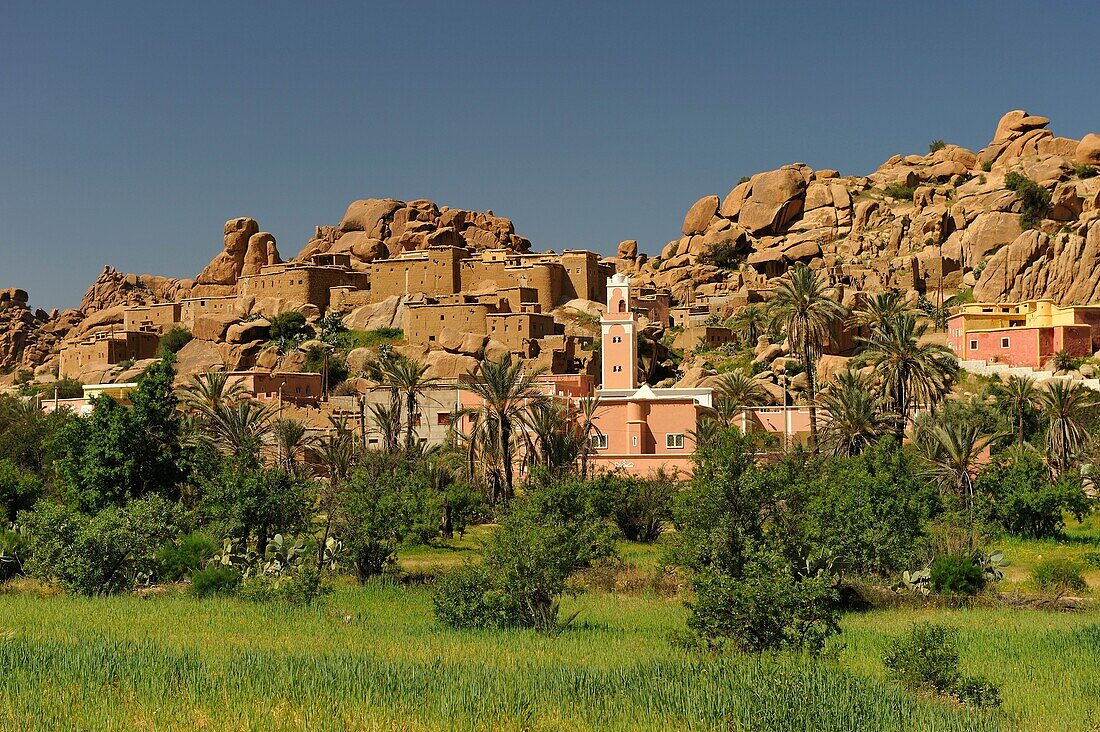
[299,198,534,265]
[632,110,1100,309]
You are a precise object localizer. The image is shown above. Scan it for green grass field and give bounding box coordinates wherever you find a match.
[0,525,1097,731]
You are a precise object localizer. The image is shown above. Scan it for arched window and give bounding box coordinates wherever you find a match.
[618,299,626,313]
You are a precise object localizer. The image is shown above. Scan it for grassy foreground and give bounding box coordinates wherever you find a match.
[0,581,1093,732]
[3,524,1099,731]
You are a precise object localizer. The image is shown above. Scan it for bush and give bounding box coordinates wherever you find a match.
[688,544,839,653]
[337,468,440,581]
[883,183,917,201]
[432,476,617,632]
[670,429,841,652]
[591,472,678,542]
[157,326,192,357]
[698,239,747,270]
[1073,163,1098,179]
[430,564,520,630]
[268,311,315,350]
[156,531,218,582]
[928,139,947,153]
[980,159,993,172]
[1032,558,1087,594]
[0,459,42,523]
[1004,171,1051,230]
[237,566,327,606]
[20,496,178,595]
[188,566,241,597]
[975,452,1089,539]
[790,440,937,577]
[930,554,984,595]
[884,623,1001,709]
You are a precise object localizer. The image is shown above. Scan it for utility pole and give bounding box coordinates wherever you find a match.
[358,395,367,450]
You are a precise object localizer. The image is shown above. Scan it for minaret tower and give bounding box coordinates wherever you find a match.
[601,273,638,390]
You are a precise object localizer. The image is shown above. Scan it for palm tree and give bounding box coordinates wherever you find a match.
[730,305,767,346]
[272,419,310,472]
[917,415,995,547]
[179,371,248,424]
[367,401,403,454]
[767,264,846,447]
[462,353,548,502]
[575,396,603,479]
[712,370,771,424]
[996,375,1037,448]
[818,370,895,457]
[379,356,441,454]
[1035,380,1098,475]
[849,291,915,337]
[860,313,957,437]
[207,400,275,460]
[525,399,590,478]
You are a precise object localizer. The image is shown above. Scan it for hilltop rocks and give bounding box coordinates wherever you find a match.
[79,267,191,315]
[197,217,259,285]
[683,196,720,235]
[304,198,534,265]
[240,233,281,277]
[617,240,638,260]
[1077,134,1100,165]
[738,166,808,234]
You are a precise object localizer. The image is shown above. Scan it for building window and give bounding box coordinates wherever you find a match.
[412,414,422,427]
[612,336,622,343]
[969,340,978,350]
[612,365,622,372]
[437,412,451,426]
[666,433,685,449]
[631,435,638,447]
[1001,337,1010,348]
[591,434,608,449]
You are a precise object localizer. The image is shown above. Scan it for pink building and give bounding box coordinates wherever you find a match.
[946,300,1099,368]
[587,274,713,477]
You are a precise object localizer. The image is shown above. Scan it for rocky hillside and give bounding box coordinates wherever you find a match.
[3,110,1099,380]
[624,110,1100,308]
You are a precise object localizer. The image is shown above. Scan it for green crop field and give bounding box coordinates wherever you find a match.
[1,527,1098,732]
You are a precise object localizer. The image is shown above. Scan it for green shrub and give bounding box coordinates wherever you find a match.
[592,472,678,542]
[237,566,328,606]
[0,459,42,523]
[432,476,617,632]
[699,239,747,270]
[20,496,178,595]
[1082,551,1100,569]
[1004,171,1051,230]
[157,326,192,357]
[1073,163,1098,179]
[883,183,917,201]
[975,452,1089,538]
[188,566,241,597]
[928,139,947,153]
[980,160,993,172]
[156,531,218,582]
[1032,558,1087,594]
[431,564,521,630]
[930,554,984,595]
[884,622,1001,709]
[671,429,841,653]
[337,468,440,581]
[688,545,839,653]
[268,311,315,350]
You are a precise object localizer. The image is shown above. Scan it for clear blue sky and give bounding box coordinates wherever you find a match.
[2,2,1098,310]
